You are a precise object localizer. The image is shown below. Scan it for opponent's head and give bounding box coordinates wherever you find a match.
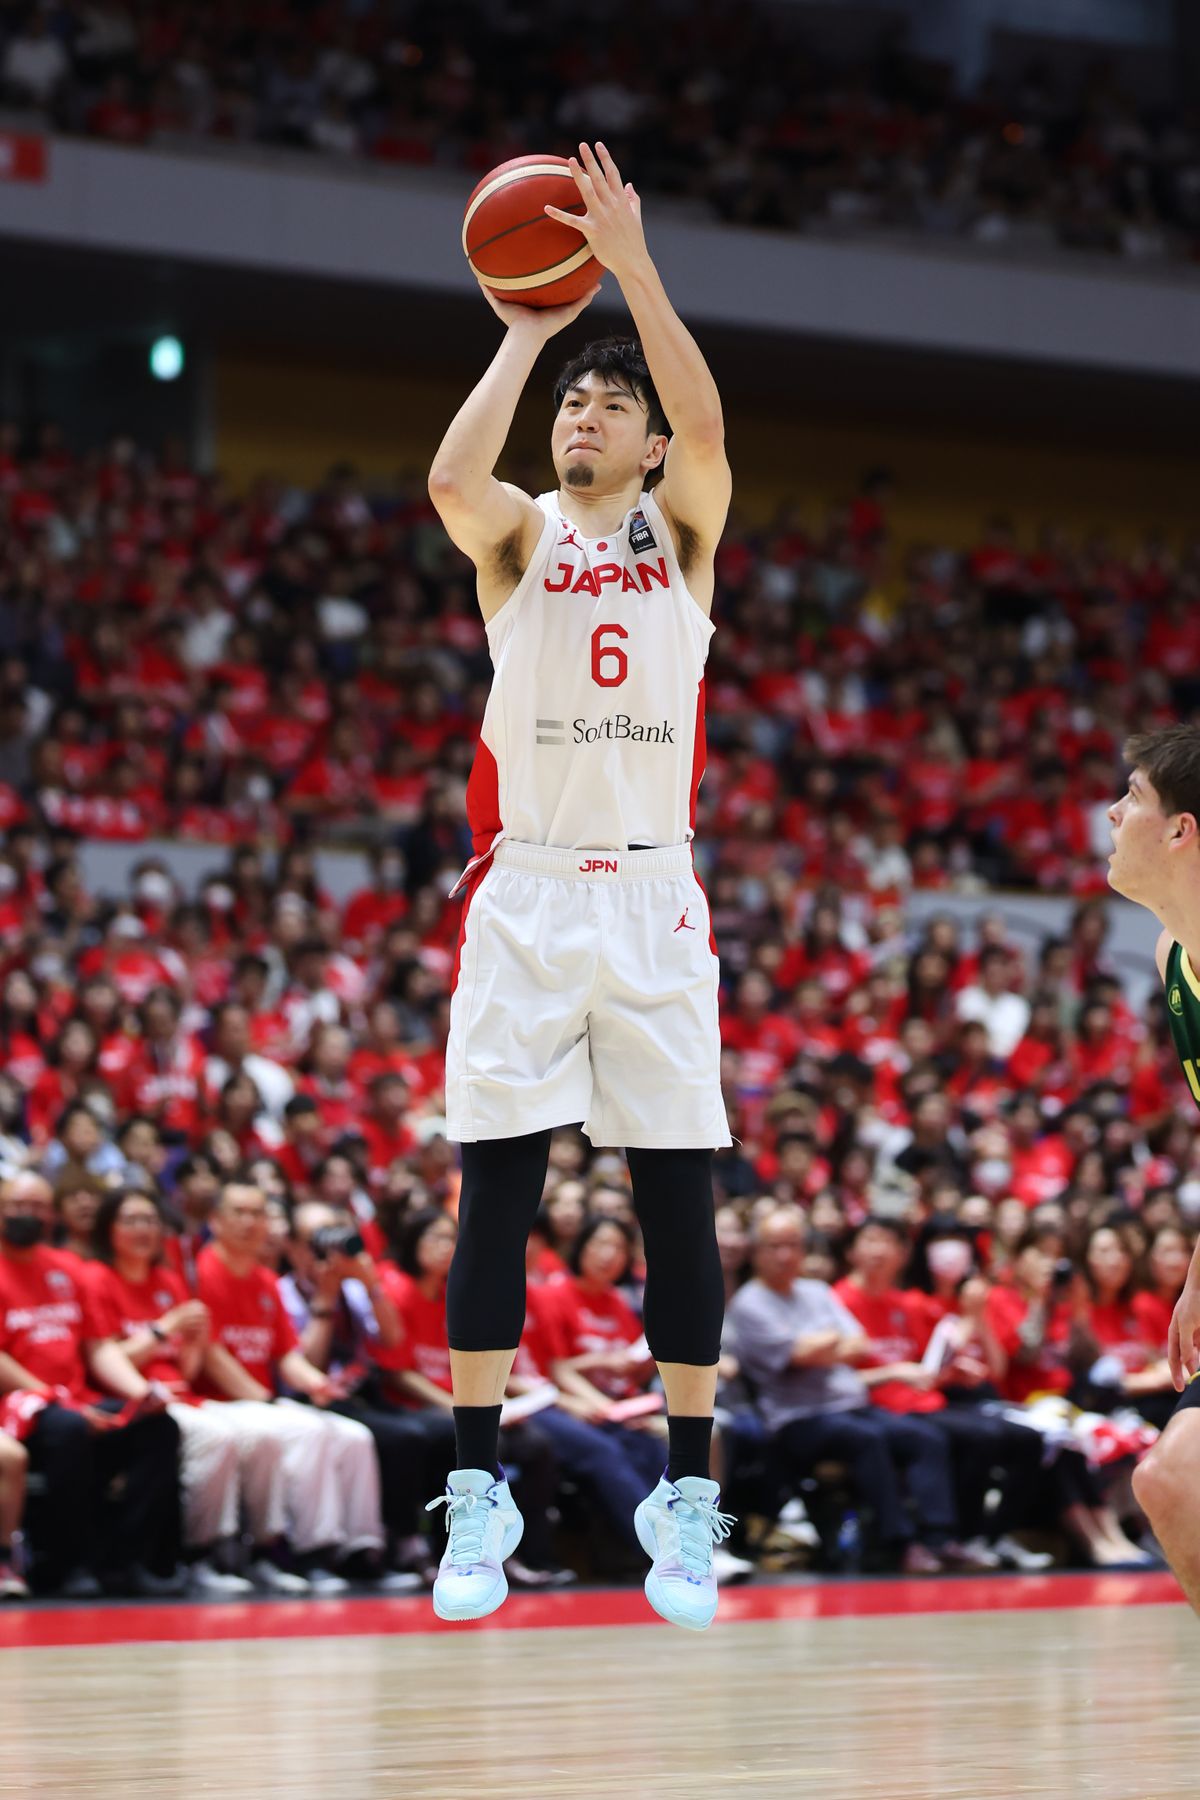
[1108,724,1200,906]
[551,337,669,494]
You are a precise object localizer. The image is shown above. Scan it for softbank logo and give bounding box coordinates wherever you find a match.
[578,858,619,874]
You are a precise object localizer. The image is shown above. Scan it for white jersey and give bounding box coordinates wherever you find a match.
[453,488,713,893]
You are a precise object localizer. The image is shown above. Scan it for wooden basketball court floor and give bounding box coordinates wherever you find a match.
[1,1573,1196,1799]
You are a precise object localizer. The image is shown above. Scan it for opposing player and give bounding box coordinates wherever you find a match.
[424,142,733,1629]
[1110,725,1200,1609]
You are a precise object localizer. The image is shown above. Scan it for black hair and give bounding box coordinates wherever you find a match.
[395,1205,456,1278]
[117,1112,160,1145]
[552,337,670,441]
[907,1212,977,1293]
[92,1185,166,1267]
[567,1213,635,1281]
[849,1214,911,1249]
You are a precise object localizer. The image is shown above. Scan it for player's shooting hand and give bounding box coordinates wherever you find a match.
[543,142,650,284]
[474,270,602,338]
[1167,1283,1200,1390]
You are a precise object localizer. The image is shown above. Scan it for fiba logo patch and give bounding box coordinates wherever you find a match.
[628,509,657,554]
[1170,984,1184,1016]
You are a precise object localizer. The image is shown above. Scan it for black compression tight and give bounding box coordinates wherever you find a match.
[446,1134,724,1368]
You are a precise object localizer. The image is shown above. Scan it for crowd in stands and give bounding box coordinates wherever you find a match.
[0,422,1195,1599]
[1,0,1198,263]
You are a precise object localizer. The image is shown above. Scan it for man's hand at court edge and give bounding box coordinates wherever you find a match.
[1167,1283,1200,1389]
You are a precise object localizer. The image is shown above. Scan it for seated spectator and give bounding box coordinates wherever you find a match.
[0,1171,182,1596]
[162,1152,220,1292]
[359,1074,418,1189]
[274,1092,326,1191]
[212,1072,280,1162]
[1069,1223,1175,1429]
[986,1226,1152,1566]
[0,1425,28,1598]
[116,1113,168,1189]
[39,1098,125,1183]
[52,1167,106,1265]
[543,1180,588,1265]
[204,1000,294,1119]
[84,1185,301,1596]
[1134,1224,1190,1350]
[836,1216,1042,1567]
[279,1200,452,1584]
[379,1208,574,1590]
[122,986,206,1141]
[27,1021,103,1146]
[729,1205,975,1574]
[195,1179,387,1592]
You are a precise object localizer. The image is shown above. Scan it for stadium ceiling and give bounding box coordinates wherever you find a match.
[0,236,1197,454]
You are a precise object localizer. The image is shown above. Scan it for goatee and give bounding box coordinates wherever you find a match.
[564,463,594,488]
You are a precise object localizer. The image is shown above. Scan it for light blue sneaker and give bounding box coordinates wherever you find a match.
[425,1469,524,1622]
[634,1474,737,1632]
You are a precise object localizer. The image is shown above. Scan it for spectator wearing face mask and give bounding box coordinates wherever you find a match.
[0,1171,183,1596]
[729,1206,967,1574]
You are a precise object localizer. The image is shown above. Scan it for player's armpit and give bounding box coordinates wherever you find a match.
[426,475,542,575]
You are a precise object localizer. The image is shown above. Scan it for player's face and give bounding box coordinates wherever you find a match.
[1106,768,1176,902]
[552,371,666,492]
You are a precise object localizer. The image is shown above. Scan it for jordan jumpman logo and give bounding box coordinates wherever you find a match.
[674,909,696,933]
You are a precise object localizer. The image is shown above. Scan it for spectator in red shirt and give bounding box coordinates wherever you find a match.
[835,1219,1019,1564]
[297,1023,360,1139]
[278,1201,451,1586]
[985,1227,1152,1567]
[195,1181,390,1590]
[0,1171,181,1595]
[1071,1223,1175,1429]
[382,1208,572,1589]
[27,1020,102,1145]
[85,1185,298,1597]
[122,986,206,1142]
[162,1152,220,1293]
[1134,1224,1190,1355]
[341,845,409,954]
[51,1168,105,1265]
[0,968,47,1092]
[359,1073,418,1187]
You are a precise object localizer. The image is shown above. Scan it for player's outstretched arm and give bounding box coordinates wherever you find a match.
[427,276,601,570]
[546,142,731,548]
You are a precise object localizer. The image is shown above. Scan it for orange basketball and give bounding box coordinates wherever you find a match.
[462,154,600,308]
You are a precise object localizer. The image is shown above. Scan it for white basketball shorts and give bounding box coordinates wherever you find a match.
[446,841,732,1150]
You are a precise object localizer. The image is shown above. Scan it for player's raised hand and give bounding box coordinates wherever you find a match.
[544,142,649,283]
[474,269,602,338]
[1167,1283,1200,1389]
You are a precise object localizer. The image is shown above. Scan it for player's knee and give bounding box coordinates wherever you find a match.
[1133,1419,1200,1522]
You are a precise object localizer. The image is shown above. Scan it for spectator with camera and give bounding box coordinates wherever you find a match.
[0,1171,182,1596]
[195,1178,388,1593]
[280,1199,451,1586]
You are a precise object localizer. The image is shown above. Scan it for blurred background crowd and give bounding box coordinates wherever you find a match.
[0,0,1198,1607]
[0,0,1198,261]
[0,430,1190,1600]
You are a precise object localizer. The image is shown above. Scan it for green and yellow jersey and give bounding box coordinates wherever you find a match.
[1164,941,1200,1107]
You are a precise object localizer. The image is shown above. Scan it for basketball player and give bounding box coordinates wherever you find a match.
[1108,724,1200,1610]
[424,142,733,1629]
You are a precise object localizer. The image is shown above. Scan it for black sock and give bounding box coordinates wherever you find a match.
[453,1405,503,1480]
[667,1414,714,1486]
